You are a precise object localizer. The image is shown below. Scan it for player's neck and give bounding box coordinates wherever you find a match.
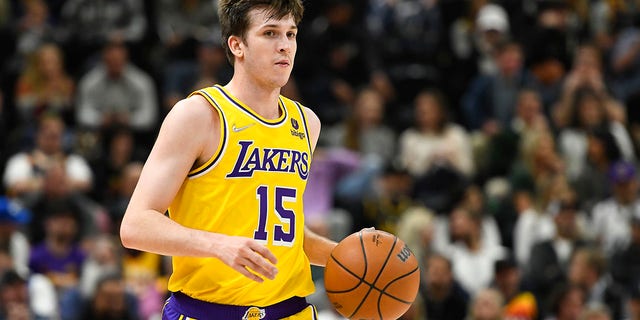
[224,76,282,120]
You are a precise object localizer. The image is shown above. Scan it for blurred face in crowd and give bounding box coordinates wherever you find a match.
[0,280,28,310]
[497,44,522,78]
[103,44,128,78]
[38,44,64,79]
[586,135,606,165]
[557,287,585,320]
[37,117,64,155]
[43,162,69,198]
[415,92,444,132]
[516,90,542,125]
[45,212,78,245]
[450,208,477,242]
[494,265,520,298]
[613,179,638,205]
[470,289,503,320]
[577,94,604,129]
[93,277,127,318]
[426,255,453,299]
[554,205,577,239]
[354,89,384,128]
[573,46,601,74]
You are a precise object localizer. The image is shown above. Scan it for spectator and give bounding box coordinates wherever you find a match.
[0,269,58,320]
[28,201,86,291]
[479,89,549,180]
[473,3,511,76]
[527,195,590,305]
[567,248,626,320]
[365,0,441,105]
[493,255,538,320]
[297,1,390,124]
[355,164,413,233]
[321,87,395,166]
[303,148,358,240]
[58,0,147,75]
[27,163,105,245]
[543,284,586,320]
[105,161,142,234]
[610,215,640,291]
[155,0,219,61]
[321,87,396,202]
[442,207,507,295]
[419,253,469,320]
[557,87,635,181]
[0,196,31,279]
[14,43,74,125]
[609,16,640,101]
[78,273,139,320]
[161,39,231,111]
[92,128,148,204]
[122,248,166,320]
[467,288,505,320]
[398,89,474,178]
[14,0,57,60]
[552,44,626,129]
[396,206,435,265]
[591,160,640,255]
[462,41,531,132]
[572,129,623,212]
[578,304,612,320]
[2,114,93,199]
[76,40,158,133]
[79,234,121,298]
[433,187,502,259]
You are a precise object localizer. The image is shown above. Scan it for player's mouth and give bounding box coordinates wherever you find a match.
[275,59,290,67]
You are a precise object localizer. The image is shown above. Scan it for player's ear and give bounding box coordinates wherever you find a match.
[228,35,244,59]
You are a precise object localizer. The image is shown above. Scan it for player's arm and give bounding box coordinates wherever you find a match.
[120,96,277,282]
[301,107,338,266]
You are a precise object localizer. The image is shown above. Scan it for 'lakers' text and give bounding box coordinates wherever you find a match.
[226,141,310,179]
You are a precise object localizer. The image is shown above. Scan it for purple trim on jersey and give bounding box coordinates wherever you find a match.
[162,292,308,320]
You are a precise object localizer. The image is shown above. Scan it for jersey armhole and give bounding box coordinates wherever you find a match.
[292,101,313,157]
[187,89,228,178]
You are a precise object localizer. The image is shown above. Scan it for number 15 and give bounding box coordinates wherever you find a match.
[253,186,297,246]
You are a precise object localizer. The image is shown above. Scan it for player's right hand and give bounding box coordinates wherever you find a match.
[215,236,278,282]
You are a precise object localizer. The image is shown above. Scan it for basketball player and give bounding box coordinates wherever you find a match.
[120,1,338,319]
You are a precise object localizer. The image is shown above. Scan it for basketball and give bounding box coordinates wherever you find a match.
[324,229,420,319]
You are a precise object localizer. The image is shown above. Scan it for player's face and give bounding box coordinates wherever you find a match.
[240,9,297,89]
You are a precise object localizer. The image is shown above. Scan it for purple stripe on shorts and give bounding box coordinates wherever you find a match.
[167,291,308,319]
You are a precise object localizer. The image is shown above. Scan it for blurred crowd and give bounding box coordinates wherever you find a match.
[1,0,640,319]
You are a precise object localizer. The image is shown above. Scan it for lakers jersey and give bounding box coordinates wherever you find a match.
[167,85,315,306]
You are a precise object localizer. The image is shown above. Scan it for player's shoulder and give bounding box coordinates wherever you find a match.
[163,94,219,130]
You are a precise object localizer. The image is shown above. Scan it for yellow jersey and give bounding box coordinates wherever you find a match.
[167,85,315,306]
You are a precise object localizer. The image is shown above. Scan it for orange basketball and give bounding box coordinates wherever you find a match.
[324,229,420,320]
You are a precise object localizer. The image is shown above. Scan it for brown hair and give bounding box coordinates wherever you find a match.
[218,0,304,65]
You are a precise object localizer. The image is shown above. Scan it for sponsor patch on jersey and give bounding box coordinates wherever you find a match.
[242,306,266,320]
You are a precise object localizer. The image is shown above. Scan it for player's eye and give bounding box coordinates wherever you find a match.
[264,30,276,37]
[287,32,297,39]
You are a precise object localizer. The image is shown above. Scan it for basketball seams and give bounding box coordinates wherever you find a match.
[378,266,420,304]
[325,254,365,293]
[348,231,399,320]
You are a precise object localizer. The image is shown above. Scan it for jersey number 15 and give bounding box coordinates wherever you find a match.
[253,186,296,246]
